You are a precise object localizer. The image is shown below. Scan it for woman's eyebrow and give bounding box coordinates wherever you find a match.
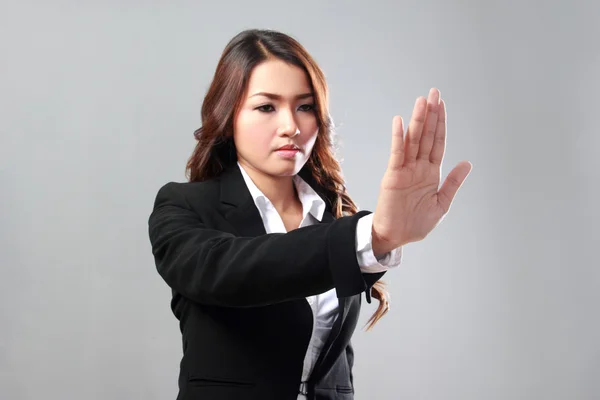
[248,92,314,100]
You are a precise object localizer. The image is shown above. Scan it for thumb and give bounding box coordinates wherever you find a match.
[437,161,472,213]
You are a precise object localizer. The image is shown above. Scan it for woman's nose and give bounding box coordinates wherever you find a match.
[276,111,299,137]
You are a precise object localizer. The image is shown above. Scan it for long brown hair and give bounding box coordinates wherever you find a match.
[186,29,389,330]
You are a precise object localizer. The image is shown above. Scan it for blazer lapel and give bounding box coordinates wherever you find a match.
[218,165,266,237]
[218,163,333,237]
[309,296,359,383]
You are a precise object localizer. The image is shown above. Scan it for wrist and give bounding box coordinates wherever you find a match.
[371,228,399,257]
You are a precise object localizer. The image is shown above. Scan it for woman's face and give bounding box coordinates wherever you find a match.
[233,59,319,179]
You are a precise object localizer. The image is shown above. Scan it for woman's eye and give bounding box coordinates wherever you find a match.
[256,104,275,112]
[298,103,315,112]
[256,103,314,113]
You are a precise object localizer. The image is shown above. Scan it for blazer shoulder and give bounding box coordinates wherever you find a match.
[152,179,220,210]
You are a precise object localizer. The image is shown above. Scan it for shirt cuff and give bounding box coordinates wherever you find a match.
[355,213,403,273]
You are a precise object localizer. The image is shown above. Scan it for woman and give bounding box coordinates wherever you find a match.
[148,29,471,400]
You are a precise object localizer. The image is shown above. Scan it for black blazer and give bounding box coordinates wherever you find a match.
[148,165,385,400]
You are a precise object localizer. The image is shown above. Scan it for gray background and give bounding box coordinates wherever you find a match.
[1,0,598,399]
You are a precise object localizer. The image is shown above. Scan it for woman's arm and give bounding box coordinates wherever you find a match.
[148,182,375,308]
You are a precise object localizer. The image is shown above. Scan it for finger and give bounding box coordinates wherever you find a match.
[437,161,472,213]
[387,115,405,171]
[430,99,447,165]
[417,88,441,160]
[403,96,427,164]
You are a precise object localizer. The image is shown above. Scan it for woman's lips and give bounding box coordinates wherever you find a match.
[275,149,300,158]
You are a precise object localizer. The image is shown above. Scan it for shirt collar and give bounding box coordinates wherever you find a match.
[237,162,326,222]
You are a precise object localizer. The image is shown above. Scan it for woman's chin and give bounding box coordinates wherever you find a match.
[265,166,300,178]
[267,156,307,176]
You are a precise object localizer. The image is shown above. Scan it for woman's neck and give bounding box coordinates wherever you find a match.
[239,162,301,213]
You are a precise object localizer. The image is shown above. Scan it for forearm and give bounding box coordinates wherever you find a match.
[149,183,372,307]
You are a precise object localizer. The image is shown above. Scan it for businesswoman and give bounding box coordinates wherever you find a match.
[148,29,471,400]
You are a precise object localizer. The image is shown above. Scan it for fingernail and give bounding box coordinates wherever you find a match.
[430,88,440,104]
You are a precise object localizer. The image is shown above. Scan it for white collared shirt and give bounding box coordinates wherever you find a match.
[237,163,402,397]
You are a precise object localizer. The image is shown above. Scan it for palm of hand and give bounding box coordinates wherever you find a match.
[373,89,472,248]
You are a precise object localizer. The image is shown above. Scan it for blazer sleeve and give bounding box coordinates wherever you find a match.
[148,182,380,308]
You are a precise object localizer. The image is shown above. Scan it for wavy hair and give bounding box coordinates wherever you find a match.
[186,29,389,330]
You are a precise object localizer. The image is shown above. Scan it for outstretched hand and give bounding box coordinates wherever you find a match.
[372,88,472,255]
